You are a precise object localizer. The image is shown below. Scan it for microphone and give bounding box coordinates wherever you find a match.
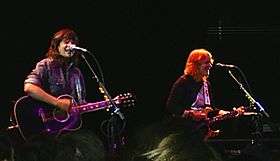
[215,63,236,68]
[67,44,88,52]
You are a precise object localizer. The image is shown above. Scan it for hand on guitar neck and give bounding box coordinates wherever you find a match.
[182,106,246,121]
[233,106,245,115]
[215,106,246,120]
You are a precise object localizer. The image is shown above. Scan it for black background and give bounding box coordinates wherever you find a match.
[0,1,279,139]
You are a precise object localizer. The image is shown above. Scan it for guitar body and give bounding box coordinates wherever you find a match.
[185,106,253,140]
[13,95,82,141]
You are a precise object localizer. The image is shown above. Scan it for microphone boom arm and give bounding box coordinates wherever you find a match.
[79,53,125,120]
[228,70,270,118]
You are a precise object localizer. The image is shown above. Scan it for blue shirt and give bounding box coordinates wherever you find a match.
[24,58,86,104]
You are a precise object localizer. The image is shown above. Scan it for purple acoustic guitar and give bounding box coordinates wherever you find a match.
[13,93,136,141]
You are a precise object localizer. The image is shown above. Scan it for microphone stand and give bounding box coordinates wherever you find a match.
[227,69,275,161]
[79,52,125,120]
[227,70,270,118]
[79,51,125,157]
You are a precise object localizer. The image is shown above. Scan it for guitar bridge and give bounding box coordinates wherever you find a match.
[38,108,47,123]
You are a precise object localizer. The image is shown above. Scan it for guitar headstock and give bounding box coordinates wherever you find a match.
[113,92,136,108]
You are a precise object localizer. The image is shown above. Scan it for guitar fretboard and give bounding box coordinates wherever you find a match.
[74,100,112,113]
[210,111,239,124]
[73,94,135,114]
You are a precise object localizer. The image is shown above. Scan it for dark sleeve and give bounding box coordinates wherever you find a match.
[166,76,199,117]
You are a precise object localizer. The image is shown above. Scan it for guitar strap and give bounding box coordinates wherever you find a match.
[74,75,82,103]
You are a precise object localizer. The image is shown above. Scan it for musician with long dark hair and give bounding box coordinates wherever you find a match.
[24,28,86,113]
[17,27,105,161]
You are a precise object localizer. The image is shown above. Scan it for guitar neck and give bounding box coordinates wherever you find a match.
[210,110,238,124]
[73,100,111,114]
[72,93,135,114]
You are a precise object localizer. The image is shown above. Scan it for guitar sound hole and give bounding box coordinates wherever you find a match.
[53,109,70,122]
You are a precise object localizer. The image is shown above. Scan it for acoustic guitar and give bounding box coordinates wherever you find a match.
[13,93,136,141]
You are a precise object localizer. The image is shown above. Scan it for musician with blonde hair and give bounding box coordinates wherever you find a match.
[143,48,244,161]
